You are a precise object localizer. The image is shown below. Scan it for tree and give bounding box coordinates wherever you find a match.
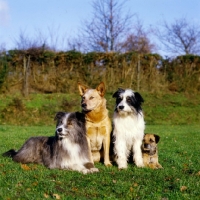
[82,0,133,52]
[14,29,48,51]
[157,18,200,55]
[120,19,155,53]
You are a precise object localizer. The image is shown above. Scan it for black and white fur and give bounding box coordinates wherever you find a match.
[2,112,99,174]
[112,88,145,169]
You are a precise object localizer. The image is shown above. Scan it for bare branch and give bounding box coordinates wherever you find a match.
[156,18,200,55]
[81,0,134,52]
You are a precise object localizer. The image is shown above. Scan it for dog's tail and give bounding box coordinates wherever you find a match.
[2,149,17,158]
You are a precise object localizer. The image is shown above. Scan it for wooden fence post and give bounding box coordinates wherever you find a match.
[22,55,30,97]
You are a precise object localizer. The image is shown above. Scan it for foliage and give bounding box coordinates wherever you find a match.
[1,50,200,94]
[0,125,199,199]
[161,55,200,92]
[0,53,8,91]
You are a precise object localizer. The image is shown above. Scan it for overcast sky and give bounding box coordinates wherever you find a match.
[1,0,200,56]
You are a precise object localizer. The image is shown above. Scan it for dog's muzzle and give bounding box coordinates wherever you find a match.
[81,103,87,109]
[81,103,91,112]
[118,105,124,110]
[143,144,151,150]
[56,128,65,138]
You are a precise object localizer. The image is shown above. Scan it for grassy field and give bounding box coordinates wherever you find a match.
[0,92,200,125]
[0,92,200,199]
[0,124,199,200]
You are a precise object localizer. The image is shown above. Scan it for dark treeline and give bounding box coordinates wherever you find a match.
[0,49,200,95]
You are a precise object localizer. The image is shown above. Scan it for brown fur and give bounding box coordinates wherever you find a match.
[78,82,112,166]
[142,134,163,169]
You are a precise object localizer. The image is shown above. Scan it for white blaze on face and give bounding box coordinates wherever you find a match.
[56,113,70,138]
[117,89,135,113]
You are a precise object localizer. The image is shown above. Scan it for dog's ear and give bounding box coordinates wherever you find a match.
[112,88,124,98]
[54,112,66,121]
[75,112,85,123]
[78,82,88,96]
[96,82,105,97]
[134,92,144,103]
[154,134,160,143]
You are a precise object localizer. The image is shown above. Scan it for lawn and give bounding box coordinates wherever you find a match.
[0,124,199,199]
[0,92,200,126]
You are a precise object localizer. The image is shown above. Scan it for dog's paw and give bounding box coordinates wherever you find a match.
[136,163,144,168]
[104,161,112,167]
[82,169,89,174]
[82,168,99,174]
[118,163,127,170]
[118,166,127,170]
[90,167,99,173]
[117,158,127,169]
[156,164,163,169]
[135,160,144,168]
[117,165,127,169]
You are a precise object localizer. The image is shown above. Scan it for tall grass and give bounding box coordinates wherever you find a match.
[1,51,200,94]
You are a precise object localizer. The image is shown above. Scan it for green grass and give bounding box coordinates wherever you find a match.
[0,92,199,199]
[0,124,200,199]
[0,92,200,125]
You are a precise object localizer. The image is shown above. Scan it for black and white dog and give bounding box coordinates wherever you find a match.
[112,88,145,169]
[2,112,99,174]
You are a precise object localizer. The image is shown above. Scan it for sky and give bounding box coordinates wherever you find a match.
[0,0,200,56]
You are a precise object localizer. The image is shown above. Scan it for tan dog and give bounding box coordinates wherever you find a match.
[78,82,112,166]
[142,134,163,169]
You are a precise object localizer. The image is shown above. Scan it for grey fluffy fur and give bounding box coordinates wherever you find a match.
[2,112,99,174]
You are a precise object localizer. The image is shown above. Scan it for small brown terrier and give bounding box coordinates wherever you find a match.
[142,134,163,169]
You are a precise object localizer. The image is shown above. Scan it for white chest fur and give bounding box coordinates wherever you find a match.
[60,138,87,169]
[113,113,145,146]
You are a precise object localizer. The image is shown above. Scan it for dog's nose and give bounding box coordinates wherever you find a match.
[82,103,87,108]
[118,105,124,110]
[144,144,150,149]
[57,128,62,133]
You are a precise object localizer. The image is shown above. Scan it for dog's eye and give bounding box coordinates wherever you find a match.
[89,96,94,100]
[67,121,73,126]
[126,97,131,102]
[150,139,154,143]
[82,96,85,100]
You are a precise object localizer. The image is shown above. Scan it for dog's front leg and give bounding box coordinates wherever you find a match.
[133,140,144,167]
[103,133,112,166]
[86,137,94,164]
[115,140,128,169]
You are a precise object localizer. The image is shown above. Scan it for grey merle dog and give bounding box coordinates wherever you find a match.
[2,112,99,174]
